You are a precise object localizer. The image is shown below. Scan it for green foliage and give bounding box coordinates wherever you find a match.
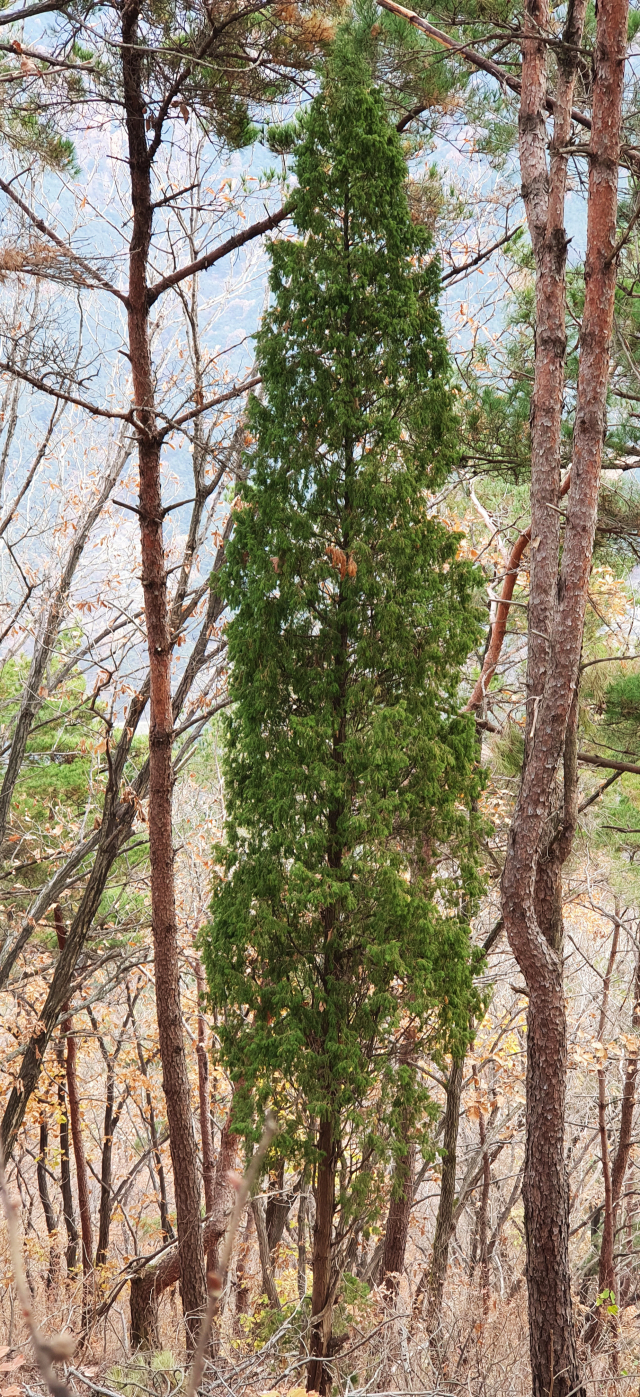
[604,671,640,732]
[488,720,525,779]
[204,31,485,1206]
[0,647,149,932]
[3,108,79,174]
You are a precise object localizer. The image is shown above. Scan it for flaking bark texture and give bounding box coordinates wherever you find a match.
[503,1,629,1391]
[121,0,206,1341]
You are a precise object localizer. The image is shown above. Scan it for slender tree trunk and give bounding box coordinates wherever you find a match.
[586,914,639,1356]
[252,1197,281,1310]
[380,1142,415,1303]
[610,940,640,1211]
[121,0,206,1343]
[235,1207,255,1321]
[65,1029,93,1282]
[129,1210,233,1349]
[195,960,216,1274]
[37,1121,60,1287]
[473,1069,492,1317]
[56,1040,79,1276]
[502,1,629,1389]
[2,788,137,1157]
[95,1072,128,1272]
[95,1064,115,1272]
[265,1157,287,1253]
[55,907,93,1320]
[415,1057,463,1328]
[207,1102,241,1276]
[307,1116,336,1396]
[380,1036,416,1303]
[297,1181,308,1301]
[206,1097,242,1353]
[594,926,621,1324]
[128,986,174,1243]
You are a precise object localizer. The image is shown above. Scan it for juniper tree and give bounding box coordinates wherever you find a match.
[205,33,484,1390]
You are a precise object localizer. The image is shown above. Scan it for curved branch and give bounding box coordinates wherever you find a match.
[465,472,571,712]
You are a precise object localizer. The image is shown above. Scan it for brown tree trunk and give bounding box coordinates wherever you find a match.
[610,940,640,1210]
[473,1068,493,1317]
[380,1036,416,1303]
[235,1207,255,1321]
[55,907,93,1320]
[65,1029,93,1284]
[307,1116,336,1396]
[56,1039,79,1276]
[128,985,174,1244]
[129,1209,231,1349]
[95,1069,128,1271]
[586,919,640,1353]
[252,1197,281,1310]
[130,1273,161,1351]
[501,1,629,1392]
[37,1121,61,1288]
[594,925,621,1321]
[195,960,216,1274]
[380,1141,415,1303]
[207,1101,241,1276]
[121,0,206,1343]
[206,1097,242,1353]
[265,1157,288,1253]
[95,1060,115,1274]
[297,1181,308,1301]
[414,1057,463,1328]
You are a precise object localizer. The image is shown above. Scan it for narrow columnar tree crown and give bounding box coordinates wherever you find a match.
[205,32,484,1185]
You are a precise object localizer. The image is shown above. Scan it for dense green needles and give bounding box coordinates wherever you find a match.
[204,32,485,1295]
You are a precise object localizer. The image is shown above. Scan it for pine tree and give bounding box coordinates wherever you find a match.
[204,31,484,1390]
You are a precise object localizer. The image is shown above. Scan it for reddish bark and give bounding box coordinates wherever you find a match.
[121,0,206,1342]
[501,2,629,1393]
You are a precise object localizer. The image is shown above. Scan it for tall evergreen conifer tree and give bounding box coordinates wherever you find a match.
[204,31,484,1390]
